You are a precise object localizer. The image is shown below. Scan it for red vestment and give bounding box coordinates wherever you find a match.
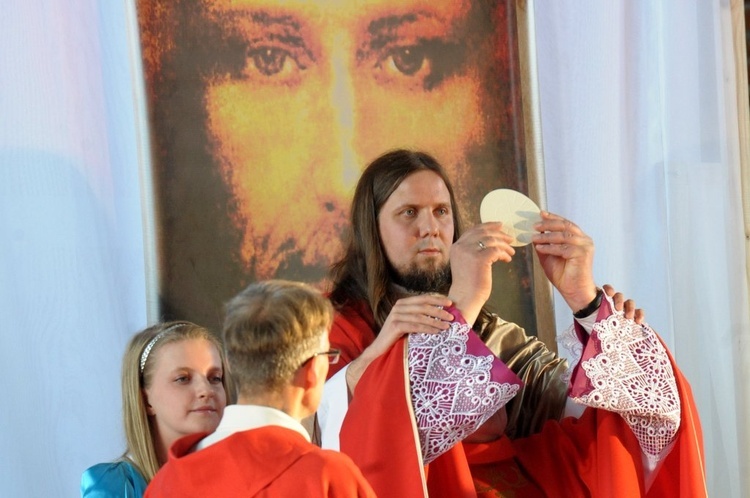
[329,300,707,497]
[145,426,376,497]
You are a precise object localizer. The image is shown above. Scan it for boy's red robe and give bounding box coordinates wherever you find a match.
[145,426,376,497]
[330,301,706,497]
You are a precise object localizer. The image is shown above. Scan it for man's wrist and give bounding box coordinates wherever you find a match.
[573,287,604,318]
[345,349,378,396]
[344,357,365,397]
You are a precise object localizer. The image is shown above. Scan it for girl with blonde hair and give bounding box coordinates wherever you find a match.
[81,321,230,497]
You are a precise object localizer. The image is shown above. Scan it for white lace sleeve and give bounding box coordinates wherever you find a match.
[564,299,681,468]
[407,318,522,464]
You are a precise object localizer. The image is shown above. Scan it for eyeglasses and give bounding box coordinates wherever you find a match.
[300,348,341,367]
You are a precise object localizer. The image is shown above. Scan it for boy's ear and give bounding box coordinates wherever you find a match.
[296,356,329,397]
[302,356,325,389]
[295,354,329,420]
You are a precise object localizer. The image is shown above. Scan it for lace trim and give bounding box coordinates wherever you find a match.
[558,323,582,385]
[573,311,681,465]
[408,322,520,465]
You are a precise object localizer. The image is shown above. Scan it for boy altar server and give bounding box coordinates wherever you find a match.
[146,280,375,497]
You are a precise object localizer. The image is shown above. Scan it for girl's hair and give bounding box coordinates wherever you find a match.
[120,321,232,481]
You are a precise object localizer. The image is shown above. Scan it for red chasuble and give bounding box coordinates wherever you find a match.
[330,301,707,498]
[145,426,376,497]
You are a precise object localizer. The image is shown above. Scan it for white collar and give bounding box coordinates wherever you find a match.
[194,405,310,451]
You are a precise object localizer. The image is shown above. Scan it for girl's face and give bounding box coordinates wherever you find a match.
[143,338,227,447]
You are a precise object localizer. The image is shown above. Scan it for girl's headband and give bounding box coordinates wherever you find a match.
[139,323,186,373]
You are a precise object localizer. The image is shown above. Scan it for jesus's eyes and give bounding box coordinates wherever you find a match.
[369,39,464,90]
[206,13,468,92]
[206,16,314,87]
[249,47,300,77]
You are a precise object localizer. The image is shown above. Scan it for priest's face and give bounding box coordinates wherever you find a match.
[378,170,454,292]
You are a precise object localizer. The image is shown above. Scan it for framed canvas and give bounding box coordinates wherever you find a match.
[135,0,555,347]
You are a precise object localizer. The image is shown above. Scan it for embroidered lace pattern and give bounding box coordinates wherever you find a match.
[407,322,520,465]
[572,311,681,466]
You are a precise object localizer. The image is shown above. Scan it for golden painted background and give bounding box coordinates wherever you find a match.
[137,0,544,336]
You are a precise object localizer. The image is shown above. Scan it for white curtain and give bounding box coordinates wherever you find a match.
[1,1,747,497]
[0,1,148,496]
[535,1,749,497]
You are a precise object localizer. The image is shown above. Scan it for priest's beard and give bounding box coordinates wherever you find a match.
[392,262,452,295]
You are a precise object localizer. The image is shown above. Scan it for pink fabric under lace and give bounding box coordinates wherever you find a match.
[407,310,522,465]
[567,298,681,467]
